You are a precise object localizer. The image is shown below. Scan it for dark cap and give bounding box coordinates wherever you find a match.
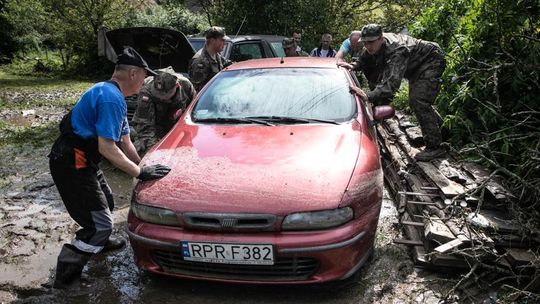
[149,71,178,99]
[205,26,230,40]
[360,24,383,42]
[116,46,157,76]
[282,38,295,49]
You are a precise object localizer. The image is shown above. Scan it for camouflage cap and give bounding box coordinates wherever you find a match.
[149,71,178,100]
[360,24,383,42]
[205,26,230,40]
[282,38,295,49]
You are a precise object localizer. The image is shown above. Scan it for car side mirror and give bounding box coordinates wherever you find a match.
[173,109,183,120]
[370,105,395,127]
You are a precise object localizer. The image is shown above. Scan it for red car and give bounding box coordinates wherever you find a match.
[127,57,395,284]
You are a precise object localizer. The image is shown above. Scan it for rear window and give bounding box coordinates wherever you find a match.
[188,39,205,52]
[192,68,356,122]
[270,42,286,57]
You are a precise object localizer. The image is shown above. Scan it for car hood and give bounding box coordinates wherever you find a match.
[101,27,194,73]
[135,123,362,214]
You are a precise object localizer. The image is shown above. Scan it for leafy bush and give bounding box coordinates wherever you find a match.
[410,0,540,210]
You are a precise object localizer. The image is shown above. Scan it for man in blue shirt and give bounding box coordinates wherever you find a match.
[335,30,362,63]
[48,47,171,288]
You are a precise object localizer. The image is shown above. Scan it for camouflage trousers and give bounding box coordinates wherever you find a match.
[408,51,446,149]
[130,128,159,157]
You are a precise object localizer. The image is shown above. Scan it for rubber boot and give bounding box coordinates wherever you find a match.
[53,244,90,289]
[100,236,126,253]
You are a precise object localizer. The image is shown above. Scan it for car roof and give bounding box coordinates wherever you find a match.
[188,34,286,43]
[224,57,340,70]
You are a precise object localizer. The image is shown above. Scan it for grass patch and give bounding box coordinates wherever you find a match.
[0,121,58,147]
[0,69,93,92]
[0,68,94,109]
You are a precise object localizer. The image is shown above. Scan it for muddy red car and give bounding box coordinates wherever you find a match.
[127,57,395,284]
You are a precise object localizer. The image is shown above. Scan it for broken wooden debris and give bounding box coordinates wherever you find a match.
[378,113,534,277]
[425,218,456,244]
[393,239,424,246]
[434,239,464,254]
[417,161,466,197]
[506,248,536,267]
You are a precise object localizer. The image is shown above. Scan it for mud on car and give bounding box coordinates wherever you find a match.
[126,57,395,284]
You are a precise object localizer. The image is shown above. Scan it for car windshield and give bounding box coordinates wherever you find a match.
[192,68,356,123]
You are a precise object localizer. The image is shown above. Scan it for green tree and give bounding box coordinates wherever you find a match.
[198,0,431,51]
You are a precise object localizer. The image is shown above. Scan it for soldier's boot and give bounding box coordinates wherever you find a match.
[101,236,126,253]
[414,146,446,161]
[53,244,90,289]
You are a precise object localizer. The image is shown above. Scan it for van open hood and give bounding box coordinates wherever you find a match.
[98,27,195,73]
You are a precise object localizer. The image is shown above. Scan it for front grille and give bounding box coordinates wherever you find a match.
[152,250,319,281]
[183,212,277,232]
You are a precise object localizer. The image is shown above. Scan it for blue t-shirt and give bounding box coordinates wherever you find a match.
[71,82,129,142]
[338,38,352,54]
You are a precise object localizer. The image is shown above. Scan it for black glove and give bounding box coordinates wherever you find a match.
[138,164,171,181]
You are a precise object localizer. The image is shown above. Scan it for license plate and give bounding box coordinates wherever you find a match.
[181,241,274,265]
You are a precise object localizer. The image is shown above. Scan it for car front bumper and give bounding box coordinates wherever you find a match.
[127,210,379,284]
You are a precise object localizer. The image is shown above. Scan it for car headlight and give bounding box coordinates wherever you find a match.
[131,201,181,226]
[282,207,354,231]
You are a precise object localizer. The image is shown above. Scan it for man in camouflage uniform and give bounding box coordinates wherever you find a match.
[188,26,232,92]
[342,24,446,161]
[131,67,196,155]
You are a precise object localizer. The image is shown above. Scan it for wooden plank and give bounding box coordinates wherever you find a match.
[434,239,463,253]
[404,126,424,147]
[401,220,425,227]
[407,200,437,206]
[461,162,515,202]
[401,212,429,266]
[430,253,470,269]
[398,191,440,197]
[417,161,466,197]
[383,118,421,157]
[433,159,471,185]
[425,219,456,244]
[393,239,424,246]
[506,248,536,267]
[398,192,407,214]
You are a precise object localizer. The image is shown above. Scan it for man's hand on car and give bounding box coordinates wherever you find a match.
[138,164,171,181]
[349,86,369,102]
[337,62,354,70]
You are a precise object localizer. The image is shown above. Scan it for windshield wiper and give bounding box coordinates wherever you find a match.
[194,117,274,126]
[245,116,339,125]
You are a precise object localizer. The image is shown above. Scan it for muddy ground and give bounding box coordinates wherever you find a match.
[0,89,485,303]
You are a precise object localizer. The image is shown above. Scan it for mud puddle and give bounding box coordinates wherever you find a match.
[3,186,464,304]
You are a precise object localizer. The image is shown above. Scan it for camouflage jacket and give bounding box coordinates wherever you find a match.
[132,74,196,142]
[188,46,230,92]
[353,33,444,104]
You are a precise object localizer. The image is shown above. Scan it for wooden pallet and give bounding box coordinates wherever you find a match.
[378,112,537,273]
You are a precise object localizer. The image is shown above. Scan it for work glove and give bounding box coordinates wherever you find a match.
[138,164,171,181]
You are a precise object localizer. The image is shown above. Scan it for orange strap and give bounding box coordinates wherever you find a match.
[74,148,87,170]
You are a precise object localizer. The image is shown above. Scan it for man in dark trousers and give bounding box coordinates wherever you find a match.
[342,24,447,161]
[48,46,171,288]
